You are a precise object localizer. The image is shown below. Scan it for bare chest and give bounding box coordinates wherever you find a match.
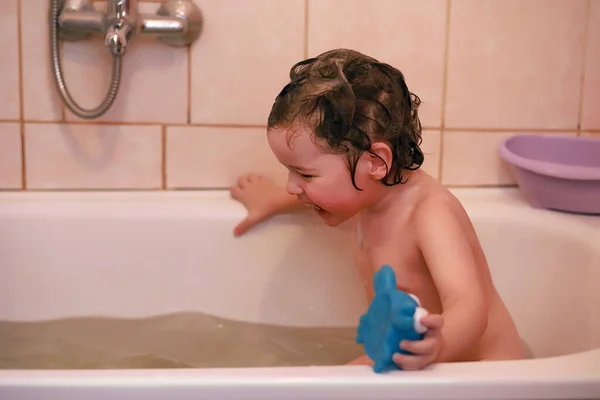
[352,219,424,301]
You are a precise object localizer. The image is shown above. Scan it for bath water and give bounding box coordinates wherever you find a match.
[0,311,364,369]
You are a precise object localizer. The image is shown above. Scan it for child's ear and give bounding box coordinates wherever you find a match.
[366,142,393,181]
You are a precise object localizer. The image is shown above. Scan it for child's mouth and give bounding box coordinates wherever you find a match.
[303,201,327,215]
[300,197,329,216]
[312,204,327,216]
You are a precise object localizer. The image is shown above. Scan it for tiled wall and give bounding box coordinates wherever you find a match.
[0,0,598,190]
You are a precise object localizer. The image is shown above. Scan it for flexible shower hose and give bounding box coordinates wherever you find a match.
[50,0,122,119]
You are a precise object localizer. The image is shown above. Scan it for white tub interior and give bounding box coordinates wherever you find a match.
[0,188,599,367]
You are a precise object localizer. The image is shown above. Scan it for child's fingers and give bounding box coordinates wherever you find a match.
[233,217,254,236]
[392,353,432,370]
[392,314,442,370]
[419,313,444,330]
[236,175,249,188]
[399,335,438,355]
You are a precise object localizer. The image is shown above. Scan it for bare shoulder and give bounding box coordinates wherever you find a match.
[410,181,466,228]
[392,170,474,242]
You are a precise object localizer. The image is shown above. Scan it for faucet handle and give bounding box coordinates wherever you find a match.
[105,24,132,55]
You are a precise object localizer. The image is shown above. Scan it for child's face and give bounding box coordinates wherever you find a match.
[267,125,379,226]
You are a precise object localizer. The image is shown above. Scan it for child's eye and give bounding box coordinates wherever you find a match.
[300,173,313,179]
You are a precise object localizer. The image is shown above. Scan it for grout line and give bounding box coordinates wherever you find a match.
[303,0,309,59]
[0,183,520,193]
[161,125,167,190]
[166,187,226,191]
[576,0,592,137]
[437,0,452,183]
[6,120,263,127]
[21,120,165,126]
[444,184,518,189]
[16,0,23,123]
[20,159,27,191]
[187,45,192,124]
[20,124,27,190]
[12,120,594,133]
[18,120,268,128]
[1,188,165,192]
[16,0,26,190]
[440,127,579,133]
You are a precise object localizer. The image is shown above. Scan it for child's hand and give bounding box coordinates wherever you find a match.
[230,173,294,236]
[393,313,444,370]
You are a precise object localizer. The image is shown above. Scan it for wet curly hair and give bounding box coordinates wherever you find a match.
[267,48,424,189]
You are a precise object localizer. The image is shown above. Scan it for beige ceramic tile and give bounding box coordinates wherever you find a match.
[445,0,588,130]
[62,2,187,123]
[308,0,447,128]
[581,132,600,139]
[0,0,21,120]
[189,0,305,125]
[25,123,162,189]
[0,123,22,189]
[166,126,287,188]
[441,131,577,186]
[166,126,440,188]
[581,1,600,130]
[20,0,63,121]
[420,129,441,180]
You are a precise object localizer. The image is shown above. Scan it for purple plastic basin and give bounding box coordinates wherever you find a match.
[499,134,600,215]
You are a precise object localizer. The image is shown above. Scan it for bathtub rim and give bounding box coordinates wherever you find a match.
[0,350,598,400]
[0,186,598,240]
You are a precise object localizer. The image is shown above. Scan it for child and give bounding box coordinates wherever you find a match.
[230,49,524,370]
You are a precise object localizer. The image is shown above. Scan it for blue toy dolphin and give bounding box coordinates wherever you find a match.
[356,265,429,373]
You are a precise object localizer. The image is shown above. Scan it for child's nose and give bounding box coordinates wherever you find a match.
[286,174,303,195]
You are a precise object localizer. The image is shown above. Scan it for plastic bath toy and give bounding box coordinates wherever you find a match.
[356,265,429,373]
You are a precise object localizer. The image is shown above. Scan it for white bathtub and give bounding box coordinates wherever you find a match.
[0,187,598,400]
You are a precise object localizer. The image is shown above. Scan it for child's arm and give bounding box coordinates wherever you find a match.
[230,173,304,236]
[413,200,489,363]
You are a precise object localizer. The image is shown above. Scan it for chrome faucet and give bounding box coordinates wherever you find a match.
[104,0,138,55]
[50,0,203,118]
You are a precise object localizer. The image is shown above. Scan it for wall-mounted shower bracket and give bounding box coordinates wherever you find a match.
[49,0,203,119]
